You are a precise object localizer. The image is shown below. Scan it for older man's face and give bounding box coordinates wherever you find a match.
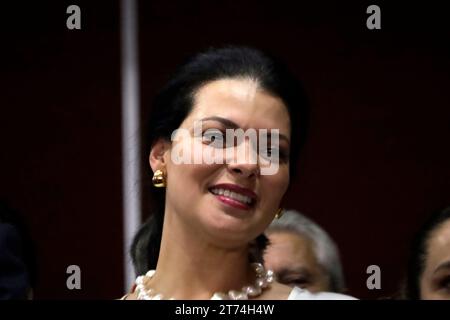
[263,231,331,293]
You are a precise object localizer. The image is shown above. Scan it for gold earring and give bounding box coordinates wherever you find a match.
[275,208,284,219]
[152,169,166,188]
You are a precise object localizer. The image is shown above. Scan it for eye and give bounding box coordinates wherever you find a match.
[283,277,310,288]
[438,276,450,292]
[259,147,275,158]
[258,146,289,162]
[202,129,225,146]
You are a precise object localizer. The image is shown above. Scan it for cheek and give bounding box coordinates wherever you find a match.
[419,275,435,299]
[168,138,212,182]
[167,145,225,202]
[167,162,218,193]
[261,167,289,204]
[165,162,221,217]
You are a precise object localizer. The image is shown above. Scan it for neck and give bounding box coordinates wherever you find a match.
[149,210,255,299]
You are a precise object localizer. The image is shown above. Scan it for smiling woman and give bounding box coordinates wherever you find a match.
[124,46,354,300]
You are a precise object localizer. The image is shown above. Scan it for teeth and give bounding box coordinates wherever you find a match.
[210,188,253,205]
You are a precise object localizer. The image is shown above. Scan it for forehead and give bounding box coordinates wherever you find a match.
[183,78,291,134]
[426,220,450,268]
[265,231,317,266]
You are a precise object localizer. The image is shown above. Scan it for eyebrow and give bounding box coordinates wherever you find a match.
[433,260,450,275]
[201,116,291,144]
[276,267,312,279]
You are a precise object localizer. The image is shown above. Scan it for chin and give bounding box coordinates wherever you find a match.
[203,215,256,242]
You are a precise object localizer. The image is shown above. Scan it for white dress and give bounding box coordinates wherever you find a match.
[287,287,357,300]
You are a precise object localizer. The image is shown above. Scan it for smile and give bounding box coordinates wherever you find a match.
[208,183,257,210]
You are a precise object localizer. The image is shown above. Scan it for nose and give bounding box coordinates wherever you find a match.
[226,136,260,178]
[227,161,260,178]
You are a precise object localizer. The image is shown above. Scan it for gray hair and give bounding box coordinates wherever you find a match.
[265,210,346,292]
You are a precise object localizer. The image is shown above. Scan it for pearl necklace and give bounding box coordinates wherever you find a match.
[134,262,275,300]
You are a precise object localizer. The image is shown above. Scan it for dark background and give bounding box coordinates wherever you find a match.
[0,0,449,299]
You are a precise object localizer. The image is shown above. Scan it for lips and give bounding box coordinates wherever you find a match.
[208,183,257,210]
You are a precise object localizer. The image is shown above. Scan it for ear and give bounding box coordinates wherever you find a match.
[149,138,171,173]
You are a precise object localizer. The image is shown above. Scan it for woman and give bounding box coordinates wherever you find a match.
[124,46,355,300]
[404,206,450,300]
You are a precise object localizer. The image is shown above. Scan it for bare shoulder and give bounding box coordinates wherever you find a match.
[256,281,292,300]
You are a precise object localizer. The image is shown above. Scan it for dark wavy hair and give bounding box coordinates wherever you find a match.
[131,46,310,276]
[404,206,450,299]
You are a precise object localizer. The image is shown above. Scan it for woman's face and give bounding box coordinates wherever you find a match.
[420,219,450,299]
[153,78,291,248]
